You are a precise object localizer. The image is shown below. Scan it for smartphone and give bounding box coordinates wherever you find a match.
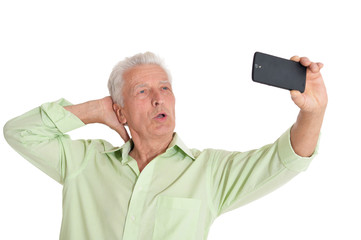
[252,52,306,93]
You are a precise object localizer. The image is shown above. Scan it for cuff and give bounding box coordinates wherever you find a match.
[41,98,85,133]
[277,127,320,172]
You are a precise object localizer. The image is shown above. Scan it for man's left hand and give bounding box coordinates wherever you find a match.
[290,56,328,113]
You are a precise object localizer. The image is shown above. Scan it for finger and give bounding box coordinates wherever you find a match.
[300,57,312,67]
[120,130,130,142]
[317,62,324,69]
[290,55,300,62]
[115,125,130,142]
[290,90,305,109]
[309,62,320,73]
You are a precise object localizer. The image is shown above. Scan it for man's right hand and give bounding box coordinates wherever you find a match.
[98,96,130,142]
[64,97,130,143]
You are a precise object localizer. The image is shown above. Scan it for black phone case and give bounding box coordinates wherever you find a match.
[252,52,306,93]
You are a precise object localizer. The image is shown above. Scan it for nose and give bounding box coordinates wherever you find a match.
[151,90,164,107]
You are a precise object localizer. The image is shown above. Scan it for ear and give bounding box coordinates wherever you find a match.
[113,103,127,125]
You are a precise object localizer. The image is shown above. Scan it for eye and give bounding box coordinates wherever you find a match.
[138,88,148,94]
[136,88,148,97]
[162,87,169,90]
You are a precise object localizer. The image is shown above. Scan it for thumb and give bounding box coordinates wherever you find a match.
[290,90,305,109]
[114,124,130,142]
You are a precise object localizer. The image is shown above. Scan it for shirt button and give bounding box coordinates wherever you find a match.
[131,215,136,221]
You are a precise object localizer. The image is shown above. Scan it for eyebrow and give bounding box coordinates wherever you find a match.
[134,81,170,89]
[134,83,148,89]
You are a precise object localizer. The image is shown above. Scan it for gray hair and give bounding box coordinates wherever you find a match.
[108,52,172,106]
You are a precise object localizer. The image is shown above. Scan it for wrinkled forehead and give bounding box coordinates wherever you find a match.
[123,64,170,86]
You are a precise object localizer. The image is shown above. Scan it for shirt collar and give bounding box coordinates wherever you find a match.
[101,133,195,165]
[168,133,195,160]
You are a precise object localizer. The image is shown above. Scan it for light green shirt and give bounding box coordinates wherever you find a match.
[4,98,317,240]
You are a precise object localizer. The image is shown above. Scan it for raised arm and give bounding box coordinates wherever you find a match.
[4,97,129,183]
[4,99,88,183]
[289,56,328,157]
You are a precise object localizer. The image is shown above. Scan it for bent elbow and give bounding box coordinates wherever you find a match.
[3,118,25,149]
[3,119,14,144]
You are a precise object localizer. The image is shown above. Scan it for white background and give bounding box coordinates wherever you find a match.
[1,0,360,239]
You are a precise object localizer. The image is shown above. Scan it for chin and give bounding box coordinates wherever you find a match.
[153,125,175,137]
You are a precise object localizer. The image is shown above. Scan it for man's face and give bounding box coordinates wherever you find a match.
[117,64,175,139]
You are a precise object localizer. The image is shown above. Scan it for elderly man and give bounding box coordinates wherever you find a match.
[4,52,327,240]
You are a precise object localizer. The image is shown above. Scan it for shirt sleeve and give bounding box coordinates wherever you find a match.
[3,98,88,184]
[207,127,319,216]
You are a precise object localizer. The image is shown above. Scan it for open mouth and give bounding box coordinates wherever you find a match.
[156,113,166,119]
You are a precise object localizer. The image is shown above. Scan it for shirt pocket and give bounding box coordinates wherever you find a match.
[152,196,201,240]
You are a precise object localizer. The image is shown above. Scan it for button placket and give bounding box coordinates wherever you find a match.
[122,157,157,240]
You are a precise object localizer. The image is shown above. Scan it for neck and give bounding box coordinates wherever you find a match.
[129,132,174,166]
